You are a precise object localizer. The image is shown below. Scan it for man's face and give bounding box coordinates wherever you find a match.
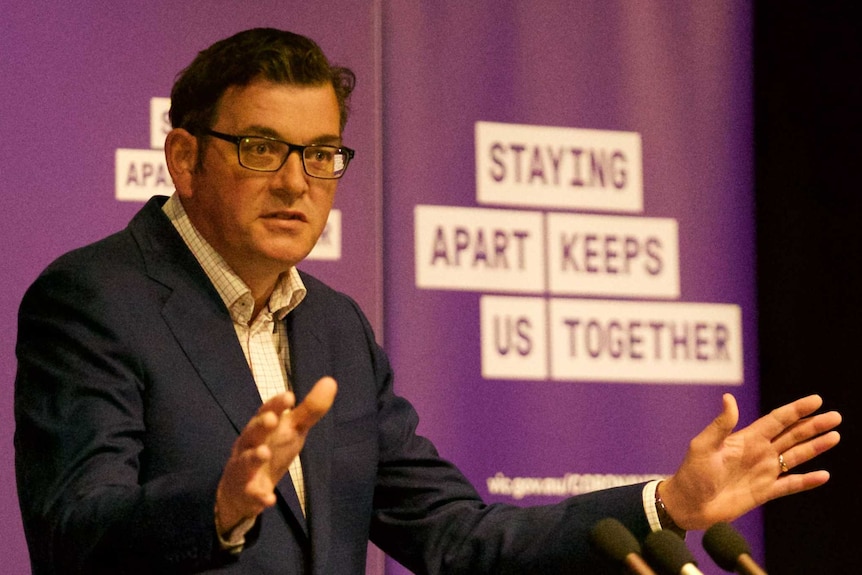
[183,79,342,282]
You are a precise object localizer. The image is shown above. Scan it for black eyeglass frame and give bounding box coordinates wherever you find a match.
[203,128,355,179]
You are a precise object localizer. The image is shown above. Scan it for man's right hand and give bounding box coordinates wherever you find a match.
[214,376,338,536]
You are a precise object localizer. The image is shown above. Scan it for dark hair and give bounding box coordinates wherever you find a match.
[169,28,355,134]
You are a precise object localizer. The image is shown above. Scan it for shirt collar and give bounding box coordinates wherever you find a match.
[162,193,306,325]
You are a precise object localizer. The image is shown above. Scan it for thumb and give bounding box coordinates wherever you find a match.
[702,393,739,449]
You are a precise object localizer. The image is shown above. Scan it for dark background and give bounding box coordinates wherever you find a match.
[756,2,859,572]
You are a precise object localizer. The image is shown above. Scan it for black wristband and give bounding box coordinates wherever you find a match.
[655,485,687,539]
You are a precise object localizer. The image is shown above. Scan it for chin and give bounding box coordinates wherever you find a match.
[267,247,314,268]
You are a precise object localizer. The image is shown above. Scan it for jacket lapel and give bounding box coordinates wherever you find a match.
[131,198,263,434]
[129,197,312,537]
[286,298,335,571]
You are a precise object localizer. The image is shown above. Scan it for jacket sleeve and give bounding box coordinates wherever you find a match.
[14,249,243,574]
[336,296,653,574]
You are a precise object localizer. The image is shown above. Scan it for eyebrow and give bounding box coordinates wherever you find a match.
[241,124,342,146]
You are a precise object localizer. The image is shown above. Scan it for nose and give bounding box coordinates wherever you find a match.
[271,150,309,197]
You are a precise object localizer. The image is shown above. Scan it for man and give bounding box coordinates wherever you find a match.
[14,27,842,574]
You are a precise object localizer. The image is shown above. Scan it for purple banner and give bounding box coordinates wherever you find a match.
[381,2,756,572]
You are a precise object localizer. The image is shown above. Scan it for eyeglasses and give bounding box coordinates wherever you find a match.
[204,129,355,179]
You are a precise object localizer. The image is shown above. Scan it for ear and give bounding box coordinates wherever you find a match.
[165,128,199,198]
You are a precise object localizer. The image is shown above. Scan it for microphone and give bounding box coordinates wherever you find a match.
[589,517,658,575]
[703,522,768,575]
[643,529,705,575]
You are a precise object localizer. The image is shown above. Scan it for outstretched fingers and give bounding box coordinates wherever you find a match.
[772,409,842,454]
[759,394,826,441]
[761,396,841,477]
[233,392,295,454]
[777,428,841,473]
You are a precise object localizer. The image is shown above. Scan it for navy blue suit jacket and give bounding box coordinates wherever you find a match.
[15,197,651,574]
